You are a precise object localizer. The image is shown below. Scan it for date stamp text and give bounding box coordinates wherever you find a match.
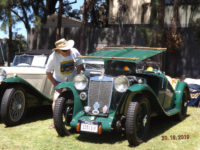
[161,134,190,141]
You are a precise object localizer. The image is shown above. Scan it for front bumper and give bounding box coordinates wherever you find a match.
[70,110,116,132]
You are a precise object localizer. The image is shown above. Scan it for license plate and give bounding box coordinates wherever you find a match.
[80,121,99,133]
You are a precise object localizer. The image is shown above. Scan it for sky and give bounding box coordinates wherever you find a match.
[0,0,84,40]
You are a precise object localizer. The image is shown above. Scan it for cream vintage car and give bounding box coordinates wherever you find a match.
[0,50,53,126]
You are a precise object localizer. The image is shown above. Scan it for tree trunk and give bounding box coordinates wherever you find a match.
[172,0,179,33]
[7,4,12,66]
[32,29,38,49]
[167,0,182,76]
[80,0,87,55]
[46,0,58,15]
[158,0,165,29]
[56,0,63,40]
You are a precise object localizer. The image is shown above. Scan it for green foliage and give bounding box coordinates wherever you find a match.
[69,9,81,19]
[32,15,43,31]
[0,1,14,32]
[12,34,27,52]
[85,0,108,27]
[62,0,80,19]
[0,34,27,62]
[91,0,109,27]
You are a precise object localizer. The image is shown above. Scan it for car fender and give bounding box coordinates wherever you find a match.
[2,76,52,104]
[127,84,159,106]
[128,84,157,97]
[56,81,84,119]
[118,84,163,117]
[4,76,33,85]
[0,83,6,104]
[174,81,190,110]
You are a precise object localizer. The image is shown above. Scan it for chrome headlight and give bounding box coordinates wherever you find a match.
[0,69,7,82]
[73,74,88,90]
[114,75,129,93]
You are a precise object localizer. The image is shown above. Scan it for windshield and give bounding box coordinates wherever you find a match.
[84,59,104,69]
[105,60,136,76]
[136,52,163,73]
[12,55,48,67]
[83,59,104,75]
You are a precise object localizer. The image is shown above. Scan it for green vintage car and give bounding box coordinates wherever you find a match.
[53,47,190,146]
[0,50,52,126]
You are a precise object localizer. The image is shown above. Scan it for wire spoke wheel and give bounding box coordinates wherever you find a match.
[9,90,25,122]
[136,104,148,139]
[1,87,26,126]
[126,96,150,146]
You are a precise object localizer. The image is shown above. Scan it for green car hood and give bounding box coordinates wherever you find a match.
[79,47,166,63]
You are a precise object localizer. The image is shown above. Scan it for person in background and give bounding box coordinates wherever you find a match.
[45,38,83,128]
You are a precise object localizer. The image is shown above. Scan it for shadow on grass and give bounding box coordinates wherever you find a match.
[23,105,52,124]
[147,114,189,141]
[76,115,190,145]
[0,105,52,127]
[77,131,127,144]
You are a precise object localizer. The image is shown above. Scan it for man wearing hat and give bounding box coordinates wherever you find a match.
[45,38,83,128]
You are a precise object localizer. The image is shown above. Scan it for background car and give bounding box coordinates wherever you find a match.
[0,50,53,126]
[52,46,190,146]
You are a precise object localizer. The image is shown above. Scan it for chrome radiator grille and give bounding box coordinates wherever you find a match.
[88,76,113,114]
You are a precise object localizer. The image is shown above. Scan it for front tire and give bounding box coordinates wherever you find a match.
[0,87,26,126]
[53,94,73,136]
[126,97,150,146]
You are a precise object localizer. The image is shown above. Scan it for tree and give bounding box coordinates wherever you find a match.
[46,0,58,16]
[140,1,164,47]
[8,0,44,49]
[158,0,165,29]
[56,0,78,40]
[1,0,82,49]
[56,0,63,40]
[79,0,108,54]
[79,0,91,54]
[0,0,16,66]
[165,0,182,53]
[12,34,27,54]
[89,0,109,27]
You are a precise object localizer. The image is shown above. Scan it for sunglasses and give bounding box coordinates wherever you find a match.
[60,50,70,53]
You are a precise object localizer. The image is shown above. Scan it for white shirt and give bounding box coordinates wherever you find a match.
[45,48,82,82]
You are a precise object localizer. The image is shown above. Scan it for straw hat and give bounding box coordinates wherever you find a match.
[52,38,74,51]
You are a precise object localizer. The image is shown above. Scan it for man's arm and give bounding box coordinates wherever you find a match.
[46,72,57,87]
[46,72,62,93]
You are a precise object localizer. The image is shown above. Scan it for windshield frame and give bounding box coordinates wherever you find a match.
[12,54,48,68]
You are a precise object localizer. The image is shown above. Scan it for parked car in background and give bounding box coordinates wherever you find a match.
[53,46,190,146]
[0,50,53,126]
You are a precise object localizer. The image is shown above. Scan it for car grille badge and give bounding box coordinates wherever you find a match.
[93,102,100,110]
[92,102,100,114]
[102,105,108,113]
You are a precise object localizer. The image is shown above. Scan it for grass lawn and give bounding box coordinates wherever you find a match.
[0,106,200,150]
